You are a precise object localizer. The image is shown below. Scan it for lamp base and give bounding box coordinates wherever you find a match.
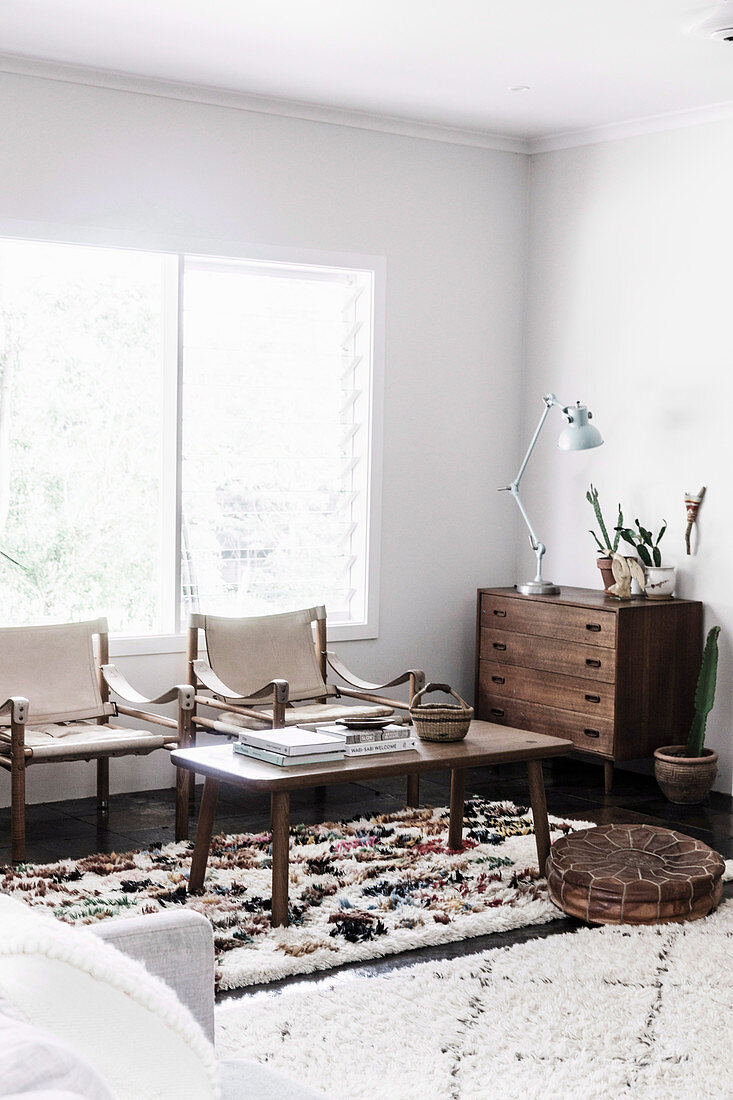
[517,581,561,596]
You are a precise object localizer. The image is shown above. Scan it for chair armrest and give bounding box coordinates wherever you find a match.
[325,652,426,695]
[101,665,194,710]
[193,660,289,704]
[0,697,29,752]
[0,696,29,724]
[92,911,215,1044]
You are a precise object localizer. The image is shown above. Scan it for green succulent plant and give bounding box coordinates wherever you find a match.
[586,484,622,555]
[615,518,667,568]
[684,625,721,758]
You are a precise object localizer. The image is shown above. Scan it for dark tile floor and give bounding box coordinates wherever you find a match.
[3,757,731,996]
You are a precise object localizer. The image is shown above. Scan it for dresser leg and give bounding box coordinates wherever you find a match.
[604,761,614,794]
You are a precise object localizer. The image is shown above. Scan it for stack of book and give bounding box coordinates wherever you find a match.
[232,720,418,767]
[312,721,417,758]
[233,727,346,768]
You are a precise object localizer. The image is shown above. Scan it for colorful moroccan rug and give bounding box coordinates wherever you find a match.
[0,799,592,990]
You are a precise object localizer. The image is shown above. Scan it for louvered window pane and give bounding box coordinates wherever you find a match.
[180,257,372,625]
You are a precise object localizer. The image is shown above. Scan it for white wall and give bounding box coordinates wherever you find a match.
[525,120,733,794]
[0,72,528,805]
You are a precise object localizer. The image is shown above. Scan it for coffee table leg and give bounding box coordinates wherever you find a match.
[526,760,551,875]
[271,790,290,927]
[406,773,419,807]
[188,777,220,894]
[448,768,465,850]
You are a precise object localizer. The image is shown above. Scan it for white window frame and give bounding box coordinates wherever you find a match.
[0,221,385,654]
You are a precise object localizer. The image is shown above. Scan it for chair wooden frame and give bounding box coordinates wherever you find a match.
[185,606,426,802]
[0,617,195,861]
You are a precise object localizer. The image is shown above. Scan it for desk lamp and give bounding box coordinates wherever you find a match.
[499,393,603,595]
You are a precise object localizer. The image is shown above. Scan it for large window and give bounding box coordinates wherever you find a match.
[0,237,380,642]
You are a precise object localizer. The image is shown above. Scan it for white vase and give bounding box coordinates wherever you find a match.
[643,565,676,599]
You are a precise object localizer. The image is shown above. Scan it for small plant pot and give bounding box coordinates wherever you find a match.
[643,565,676,599]
[653,746,718,804]
[596,556,615,593]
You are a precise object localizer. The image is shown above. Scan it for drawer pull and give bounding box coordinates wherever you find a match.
[490,708,506,718]
[583,729,601,739]
[493,609,507,618]
[586,623,602,633]
[493,642,507,651]
[584,693,601,704]
[491,675,505,685]
[585,658,601,669]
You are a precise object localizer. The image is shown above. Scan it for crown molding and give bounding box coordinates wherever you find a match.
[0,53,531,154]
[3,52,732,157]
[528,100,733,153]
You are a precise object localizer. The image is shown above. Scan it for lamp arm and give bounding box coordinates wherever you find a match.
[498,393,574,586]
[509,395,557,494]
[499,393,566,551]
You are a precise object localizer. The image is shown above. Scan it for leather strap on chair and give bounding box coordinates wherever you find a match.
[192,660,289,704]
[101,665,194,710]
[326,652,426,694]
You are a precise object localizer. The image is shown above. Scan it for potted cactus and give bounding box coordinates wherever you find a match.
[654,625,721,804]
[586,484,623,592]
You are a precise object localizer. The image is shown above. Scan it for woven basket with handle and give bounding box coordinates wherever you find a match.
[409,683,474,742]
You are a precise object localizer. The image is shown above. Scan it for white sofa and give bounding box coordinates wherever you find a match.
[0,899,324,1099]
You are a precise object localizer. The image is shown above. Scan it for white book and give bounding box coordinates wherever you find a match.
[344,738,418,757]
[235,727,345,757]
[233,742,344,767]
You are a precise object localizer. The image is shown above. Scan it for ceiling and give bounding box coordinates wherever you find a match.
[1,0,732,150]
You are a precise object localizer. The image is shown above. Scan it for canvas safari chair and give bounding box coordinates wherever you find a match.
[0,618,195,862]
[186,606,426,802]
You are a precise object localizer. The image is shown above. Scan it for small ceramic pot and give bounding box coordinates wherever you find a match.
[643,565,676,599]
[596,556,615,593]
[654,746,718,804]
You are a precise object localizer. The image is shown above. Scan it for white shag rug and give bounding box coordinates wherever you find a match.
[216,897,733,1100]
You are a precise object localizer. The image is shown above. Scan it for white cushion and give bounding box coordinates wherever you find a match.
[220,701,394,731]
[0,721,172,760]
[0,896,219,1100]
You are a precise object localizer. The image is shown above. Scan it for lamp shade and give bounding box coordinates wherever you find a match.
[557,405,603,451]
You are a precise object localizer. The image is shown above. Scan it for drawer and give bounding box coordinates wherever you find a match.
[478,660,615,719]
[480,627,616,683]
[477,693,615,756]
[481,593,616,648]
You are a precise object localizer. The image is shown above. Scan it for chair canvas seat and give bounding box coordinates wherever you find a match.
[219,701,394,731]
[0,721,176,761]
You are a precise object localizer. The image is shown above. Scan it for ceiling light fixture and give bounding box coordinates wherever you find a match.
[509,85,531,92]
[689,0,733,41]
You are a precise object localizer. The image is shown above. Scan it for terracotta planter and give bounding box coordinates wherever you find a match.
[596,556,615,593]
[653,746,718,805]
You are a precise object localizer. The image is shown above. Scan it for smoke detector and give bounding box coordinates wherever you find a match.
[690,0,733,40]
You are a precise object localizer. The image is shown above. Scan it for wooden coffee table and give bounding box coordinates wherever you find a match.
[171,721,572,926]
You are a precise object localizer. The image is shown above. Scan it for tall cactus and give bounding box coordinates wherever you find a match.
[685,625,721,757]
[586,484,622,554]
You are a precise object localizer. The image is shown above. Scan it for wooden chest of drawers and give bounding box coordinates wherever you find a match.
[475,587,703,791]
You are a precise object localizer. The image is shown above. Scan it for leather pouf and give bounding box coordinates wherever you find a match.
[546,823,725,925]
